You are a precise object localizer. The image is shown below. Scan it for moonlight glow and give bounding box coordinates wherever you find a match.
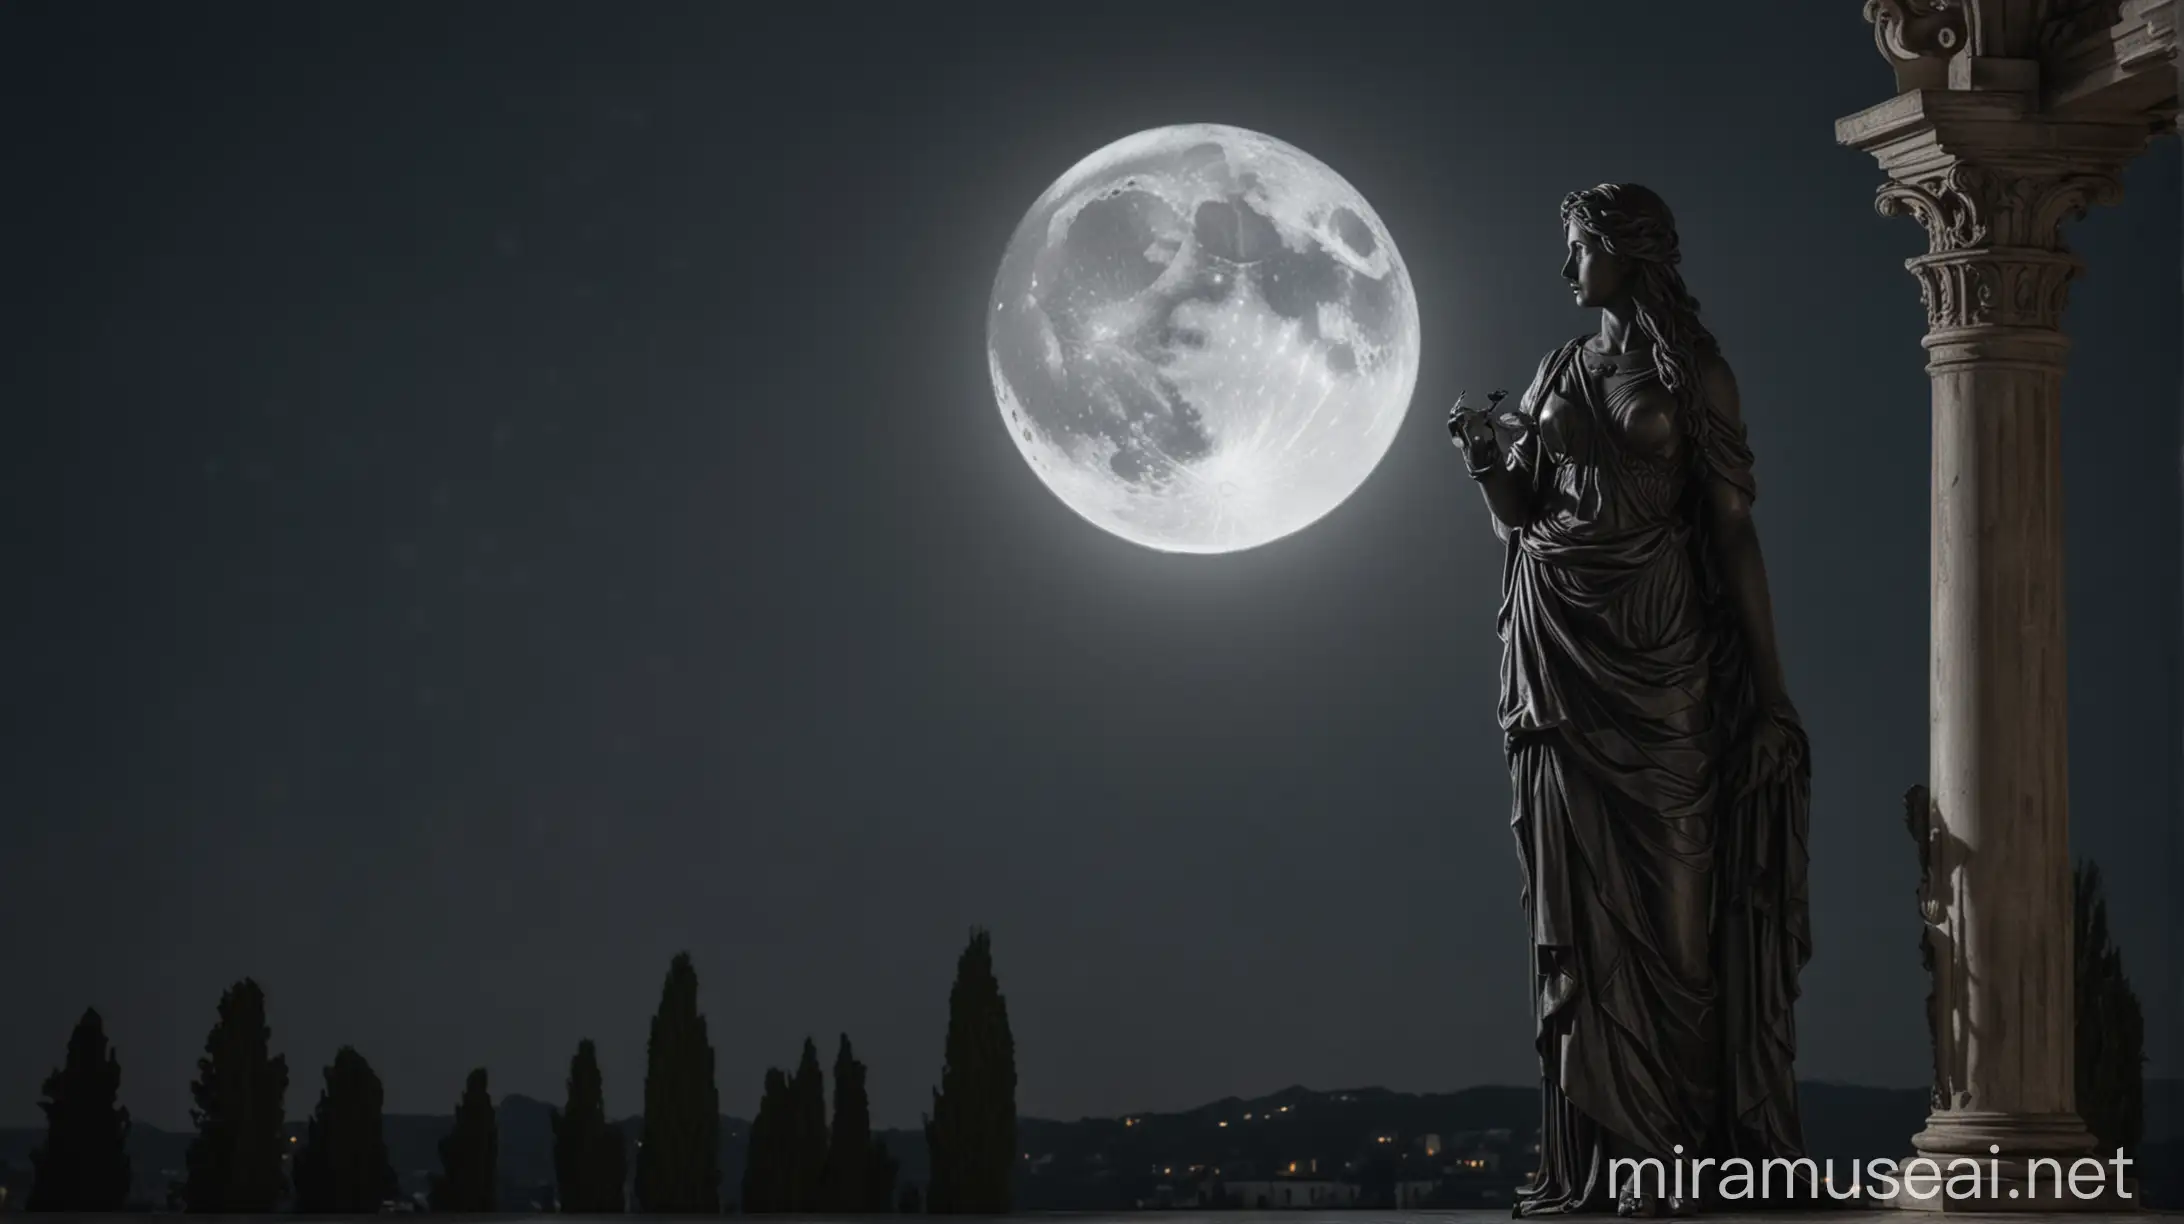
[987,124,1420,554]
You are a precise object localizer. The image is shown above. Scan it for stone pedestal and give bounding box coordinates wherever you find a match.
[1838,82,2158,1212]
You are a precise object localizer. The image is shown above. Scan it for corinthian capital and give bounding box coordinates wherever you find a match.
[1875,161,2123,337]
[1874,162,2125,253]
[1902,247,2083,334]
[1837,87,2156,345]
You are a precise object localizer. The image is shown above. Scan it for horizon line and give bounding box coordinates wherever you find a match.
[0,1075,2030,1137]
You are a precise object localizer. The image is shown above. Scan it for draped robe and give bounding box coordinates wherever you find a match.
[1495,338,1811,1214]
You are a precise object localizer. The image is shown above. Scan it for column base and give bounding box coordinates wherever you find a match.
[1863,1111,2144,1211]
[1912,1108,2097,1156]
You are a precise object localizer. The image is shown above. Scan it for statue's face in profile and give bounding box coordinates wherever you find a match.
[1561,221,1626,309]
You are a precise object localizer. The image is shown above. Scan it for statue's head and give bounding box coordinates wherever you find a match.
[1557,183,1680,309]
[1555,183,1713,396]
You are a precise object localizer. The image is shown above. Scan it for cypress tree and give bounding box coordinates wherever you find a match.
[181,978,289,1213]
[2074,861,2146,1159]
[635,952,720,1212]
[788,1038,829,1211]
[291,1046,397,1213]
[430,1068,498,1211]
[551,1039,627,1213]
[921,928,1017,1214]
[819,1035,868,1213]
[864,1136,900,1214]
[26,1007,132,1210]
[740,1069,793,1214]
[818,1034,898,1213]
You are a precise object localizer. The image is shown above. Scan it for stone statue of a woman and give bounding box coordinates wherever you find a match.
[1449,183,1812,1217]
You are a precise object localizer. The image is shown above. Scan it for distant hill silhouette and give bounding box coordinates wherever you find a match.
[3,1077,2175,1209]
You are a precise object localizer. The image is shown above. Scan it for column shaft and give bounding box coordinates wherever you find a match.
[1922,315,2085,1153]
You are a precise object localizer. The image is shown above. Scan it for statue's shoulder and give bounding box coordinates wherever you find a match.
[1695,346,1742,425]
[1519,336,1589,413]
[1697,342,1733,379]
[1530,334,1589,372]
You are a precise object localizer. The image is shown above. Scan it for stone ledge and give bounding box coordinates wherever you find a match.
[1836,89,2158,181]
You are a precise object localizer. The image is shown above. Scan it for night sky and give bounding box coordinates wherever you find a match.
[4,1,2178,1132]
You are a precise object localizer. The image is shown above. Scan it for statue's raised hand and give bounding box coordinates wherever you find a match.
[1449,390,1509,473]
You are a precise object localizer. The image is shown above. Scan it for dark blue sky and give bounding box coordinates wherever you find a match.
[3,0,2177,1131]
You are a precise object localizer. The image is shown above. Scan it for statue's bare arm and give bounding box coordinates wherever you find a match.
[1700,357,1793,716]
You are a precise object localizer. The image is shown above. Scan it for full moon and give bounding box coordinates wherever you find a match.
[987,124,1420,554]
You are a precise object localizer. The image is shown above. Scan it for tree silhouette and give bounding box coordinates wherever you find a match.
[635,952,720,1212]
[551,1039,626,1213]
[819,1035,867,1212]
[430,1067,498,1211]
[788,1037,830,1211]
[291,1046,397,1213]
[2075,860,2145,1159]
[181,979,288,1213]
[922,928,1017,1213]
[740,1068,793,1213]
[821,1034,898,1213]
[26,1007,132,1210]
[866,1135,901,1214]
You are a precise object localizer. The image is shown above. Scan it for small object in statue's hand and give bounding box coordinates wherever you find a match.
[1447,391,1474,438]
[1456,390,1525,446]
[1484,390,1522,435]
[1485,389,1520,441]
[1448,396,1495,450]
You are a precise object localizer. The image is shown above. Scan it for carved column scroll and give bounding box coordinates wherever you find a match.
[1866,0,1971,89]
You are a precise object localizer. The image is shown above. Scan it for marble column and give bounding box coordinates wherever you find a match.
[1838,83,2157,1207]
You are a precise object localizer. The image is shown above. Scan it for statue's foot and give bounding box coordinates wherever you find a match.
[1665,1193,1697,1217]
[1512,1191,1582,1218]
[1616,1189,1657,1218]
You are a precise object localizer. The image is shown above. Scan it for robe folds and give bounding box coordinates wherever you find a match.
[1495,338,1811,1215]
